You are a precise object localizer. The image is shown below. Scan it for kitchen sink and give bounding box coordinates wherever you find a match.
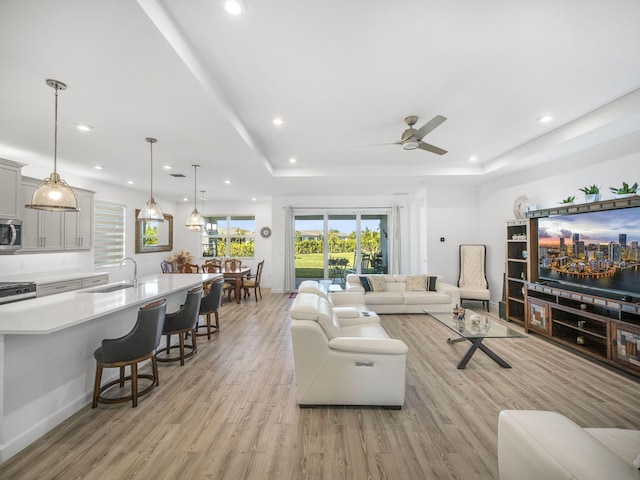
[83,283,136,293]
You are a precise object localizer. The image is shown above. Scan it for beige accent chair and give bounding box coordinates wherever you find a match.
[457,244,490,312]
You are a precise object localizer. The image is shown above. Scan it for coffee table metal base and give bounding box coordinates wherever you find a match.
[452,337,512,369]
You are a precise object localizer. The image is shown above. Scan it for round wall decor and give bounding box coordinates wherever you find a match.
[260,226,272,238]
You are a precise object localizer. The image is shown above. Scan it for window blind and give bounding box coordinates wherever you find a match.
[94,201,126,266]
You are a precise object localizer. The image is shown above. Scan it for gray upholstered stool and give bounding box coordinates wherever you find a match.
[92,299,167,408]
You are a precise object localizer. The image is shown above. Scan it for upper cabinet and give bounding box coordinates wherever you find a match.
[0,158,23,218]
[20,177,94,253]
[64,189,94,249]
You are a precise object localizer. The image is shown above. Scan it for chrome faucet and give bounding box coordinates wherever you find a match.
[122,257,138,287]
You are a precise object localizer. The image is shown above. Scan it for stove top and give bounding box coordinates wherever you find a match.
[0,281,37,304]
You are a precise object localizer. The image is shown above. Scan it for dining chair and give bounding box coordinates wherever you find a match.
[202,263,221,273]
[243,260,264,301]
[160,260,171,273]
[179,262,200,273]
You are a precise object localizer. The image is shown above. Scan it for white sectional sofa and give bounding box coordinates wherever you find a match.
[345,273,460,314]
[290,281,408,408]
[498,410,640,480]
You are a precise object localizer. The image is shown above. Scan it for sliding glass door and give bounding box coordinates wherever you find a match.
[293,210,390,289]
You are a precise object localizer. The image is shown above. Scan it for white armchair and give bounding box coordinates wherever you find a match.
[458,244,491,311]
[290,291,408,408]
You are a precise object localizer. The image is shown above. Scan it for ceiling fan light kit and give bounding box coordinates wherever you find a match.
[393,114,448,155]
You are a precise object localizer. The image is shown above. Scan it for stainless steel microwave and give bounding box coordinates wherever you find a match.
[0,219,22,251]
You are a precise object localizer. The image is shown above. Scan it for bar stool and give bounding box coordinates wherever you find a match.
[92,299,167,408]
[196,277,224,339]
[155,286,203,365]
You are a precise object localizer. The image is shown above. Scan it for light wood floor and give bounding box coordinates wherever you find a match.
[1,293,639,479]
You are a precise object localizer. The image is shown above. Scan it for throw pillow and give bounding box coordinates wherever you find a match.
[359,276,372,292]
[427,276,438,291]
[406,275,426,291]
[368,275,387,292]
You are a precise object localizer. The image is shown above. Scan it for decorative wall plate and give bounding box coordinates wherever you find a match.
[513,195,537,219]
[260,226,272,238]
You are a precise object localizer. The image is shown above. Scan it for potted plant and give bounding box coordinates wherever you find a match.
[578,185,601,203]
[558,195,576,205]
[609,181,637,198]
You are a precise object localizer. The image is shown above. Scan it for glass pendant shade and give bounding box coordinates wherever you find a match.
[28,172,78,212]
[185,165,205,231]
[26,79,79,212]
[138,196,164,221]
[138,137,165,222]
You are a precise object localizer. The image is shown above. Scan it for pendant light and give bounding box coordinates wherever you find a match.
[185,164,205,231]
[137,137,165,222]
[26,79,79,212]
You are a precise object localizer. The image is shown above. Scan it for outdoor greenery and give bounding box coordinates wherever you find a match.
[295,228,381,256]
[142,222,159,246]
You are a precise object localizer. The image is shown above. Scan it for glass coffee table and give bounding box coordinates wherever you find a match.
[425,309,526,369]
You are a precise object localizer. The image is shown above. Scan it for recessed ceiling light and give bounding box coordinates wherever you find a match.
[224,180,231,184]
[94,165,103,170]
[127,180,134,185]
[183,197,189,202]
[252,197,257,202]
[289,157,297,164]
[163,165,172,170]
[75,123,93,132]
[272,117,283,126]
[538,113,555,123]
[469,156,478,162]
[225,0,245,15]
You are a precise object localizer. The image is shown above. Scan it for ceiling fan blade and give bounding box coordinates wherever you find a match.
[418,142,447,155]
[352,142,396,148]
[415,115,447,140]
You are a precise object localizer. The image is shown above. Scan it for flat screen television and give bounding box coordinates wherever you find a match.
[537,205,640,300]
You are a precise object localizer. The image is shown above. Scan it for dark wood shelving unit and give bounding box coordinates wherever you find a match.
[526,282,640,377]
[505,219,537,324]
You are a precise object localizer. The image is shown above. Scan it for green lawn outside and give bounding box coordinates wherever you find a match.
[295,252,354,279]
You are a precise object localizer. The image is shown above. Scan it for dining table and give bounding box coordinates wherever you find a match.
[219,266,251,303]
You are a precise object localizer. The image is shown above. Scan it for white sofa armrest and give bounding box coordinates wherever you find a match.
[437,281,461,303]
[329,337,409,355]
[498,410,639,480]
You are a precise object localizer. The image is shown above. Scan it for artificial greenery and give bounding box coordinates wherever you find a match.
[579,184,601,194]
[559,195,576,204]
[609,182,638,195]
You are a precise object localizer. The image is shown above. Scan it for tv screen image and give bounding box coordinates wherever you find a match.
[538,206,640,298]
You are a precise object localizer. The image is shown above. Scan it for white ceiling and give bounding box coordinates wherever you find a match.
[1,0,640,204]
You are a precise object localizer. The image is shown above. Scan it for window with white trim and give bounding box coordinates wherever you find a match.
[201,215,255,258]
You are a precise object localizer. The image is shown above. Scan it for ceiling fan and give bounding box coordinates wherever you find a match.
[394,115,448,155]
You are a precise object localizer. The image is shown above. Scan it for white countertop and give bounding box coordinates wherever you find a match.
[0,273,220,335]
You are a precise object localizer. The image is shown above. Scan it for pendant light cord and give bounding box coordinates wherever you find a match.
[53,83,59,175]
[149,139,154,199]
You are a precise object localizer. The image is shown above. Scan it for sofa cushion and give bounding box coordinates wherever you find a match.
[364,291,404,305]
[332,306,360,318]
[290,293,320,320]
[368,275,387,292]
[404,291,452,305]
[405,275,426,291]
[317,298,342,339]
[427,276,438,291]
[359,276,372,292]
[385,282,406,293]
[342,323,390,339]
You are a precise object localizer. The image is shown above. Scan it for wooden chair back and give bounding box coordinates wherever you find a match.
[224,259,242,271]
[179,263,200,273]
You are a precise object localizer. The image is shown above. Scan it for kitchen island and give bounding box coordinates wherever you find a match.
[0,273,219,462]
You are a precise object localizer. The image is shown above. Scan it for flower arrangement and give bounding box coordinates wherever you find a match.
[167,249,193,266]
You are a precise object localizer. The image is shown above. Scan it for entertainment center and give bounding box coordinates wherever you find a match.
[520,195,640,377]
